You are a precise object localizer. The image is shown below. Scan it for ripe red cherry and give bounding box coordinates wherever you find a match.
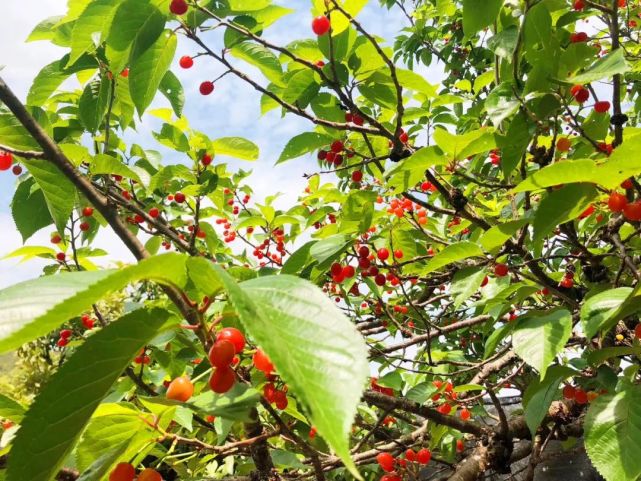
[393,249,403,259]
[12,165,22,176]
[216,327,245,353]
[459,408,471,421]
[376,452,395,472]
[570,85,590,103]
[480,275,489,287]
[330,140,344,153]
[200,81,215,95]
[81,315,94,329]
[399,131,409,143]
[405,449,416,462]
[56,252,66,262]
[82,206,94,217]
[109,462,135,481]
[138,468,162,481]
[208,339,235,368]
[170,0,188,15]
[60,329,72,339]
[570,31,588,43]
[179,55,194,69]
[209,366,236,393]
[563,385,576,400]
[623,201,641,221]
[51,234,62,244]
[330,262,343,276]
[374,273,386,286]
[574,388,588,404]
[622,178,634,189]
[0,151,13,171]
[560,277,574,288]
[253,349,274,375]
[351,170,363,182]
[494,263,509,277]
[377,248,390,261]
[380,475,402,481]
[174,192,186,203]
[634,323,641,338]
[342,265,355,278]
[311,15,331,36]
[166,376,194,402]
[273,389,288,409]
[79,222,90,232]
[594,101,611,113]
[438,403,452,415]
[149,208,160,218]
[416,448,431,465]
[202,153,213,166]
[556,138,571,152]
[573,0,585,10]
[608,192,628,212]
[358,246,370,257]
[456,439,464,453]
[56,337,69,347]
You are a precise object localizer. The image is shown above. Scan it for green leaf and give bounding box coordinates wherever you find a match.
[6,308,175,481]
[312,0,369,36]
[76,442,130,481]
[512,160,602,192]
[532,184,597,244]
[585,384,641,481]
[462,0,504,36]
[129,30,177,117]
[566,49,630,84]
[587,346,641,366]
[310,234,352,266]
[433,128,496,161]
[396,69,437,97]
[68,0,122,66]
[0,253,188,353]
[523,365,575,436]
[581,288,633,339]
[106,0,166,75]
[22,158,76,234]
[213,137,259,161]
[26,54,98,106]
[190,384,261,421]
[479,219,528,253]
[278,132,333,164]
[79,77,110,133]
[230,42,284,87]
[450,267,486,309]
[0,114,42,151]
[0,393,26,423]
[159,70,185,117]
[488,26,519,59]
[26,15,65,42]
[423,242,485,275]
[91,154,143,184]
[512,309,572,379]
[485,82,519,126]
[194,262,368,479]
[11,178,53,242]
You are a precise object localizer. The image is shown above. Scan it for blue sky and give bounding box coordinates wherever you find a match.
[0,1,442,286]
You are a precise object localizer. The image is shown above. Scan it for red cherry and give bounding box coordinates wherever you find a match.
[416,448,431,465]
[82,206,94,217]
[209,366,236,393]
[208,339,236,368]
[342,265,355,278]
[56,337,69,347]
[393,249,403,259]
[608,192,628,212]
[175,192,186,203]
[200,81,215,95]
[570,31,589,43]
[380,475,402,481]
[253,349,274,375]
[166,376,194,402]
[377,248,390,261]
[494,263,509,277]
[459,408,471,421]
[374,274,386,286]
[179,55,194,69]
[634,323,641,338]
[438,403,452,415]
[0,151,13,171]
[311,15,331,36]
[405,449,416,462]
[170,0,188,15]
[621,178,634,189]
[399,131,409,143]
[60,329,72,339]
[81,315,94,329]
[456,439,464,453]
[330,140,344,153]
[330,262,343,276]
[273,389,288,409]
[376,452,395,472]
[570,85,590,103]
[623,201,641,221]
[149,208,160,218]
[594,101,611,113]
[109,462,136,481]
[563,385,576,400]
[12,165,22,176]
[556,138,572,152]
[559,276,573,287]
[574,389,588,404]
[573,0,585,10]
[56,252,66,262]
[480,276,489,287]
[351,170,363,182]
[216,327,246,353]
[79,222,90,232]
[51,234,62,244]
[202,153,213,166]
[138,468,162,481]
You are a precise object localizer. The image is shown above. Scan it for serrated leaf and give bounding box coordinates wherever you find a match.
[91,154,142,184]
[213,137,259,161]
[0,253,188,353]
[230,42,284,87]
[423,242,484,275]
[189,384,261,421]
[523,365,575,436]
[479,219,528,253]
[27,54,98,106]
[566,49,629,84]
[130,30,177,117]
[159,70,185,117]
[79,77,110,132]
[68,0,122,66]
[433,128,496,161]
[585,384,641,481]
[581,288,632,339]
[22,158,76,234]
[513,309,572,379]
[0,393,26,423]
[6,308,175,481]
[190,262,368,479]
[0,113,41,151]
[463,0,504,36]
[11,178,52,242]
[450,267,486,309]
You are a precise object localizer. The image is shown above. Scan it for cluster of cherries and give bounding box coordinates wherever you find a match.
[109,462,162,481]
[608,186,641,221]
[386,198,428,225]
[0,151,22,175]
[569,84,611,114]
[318,140,354,166]
[562,385,603,405]
[207,327,245,393]
[55,314,96,348]
[249,228,287,266]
